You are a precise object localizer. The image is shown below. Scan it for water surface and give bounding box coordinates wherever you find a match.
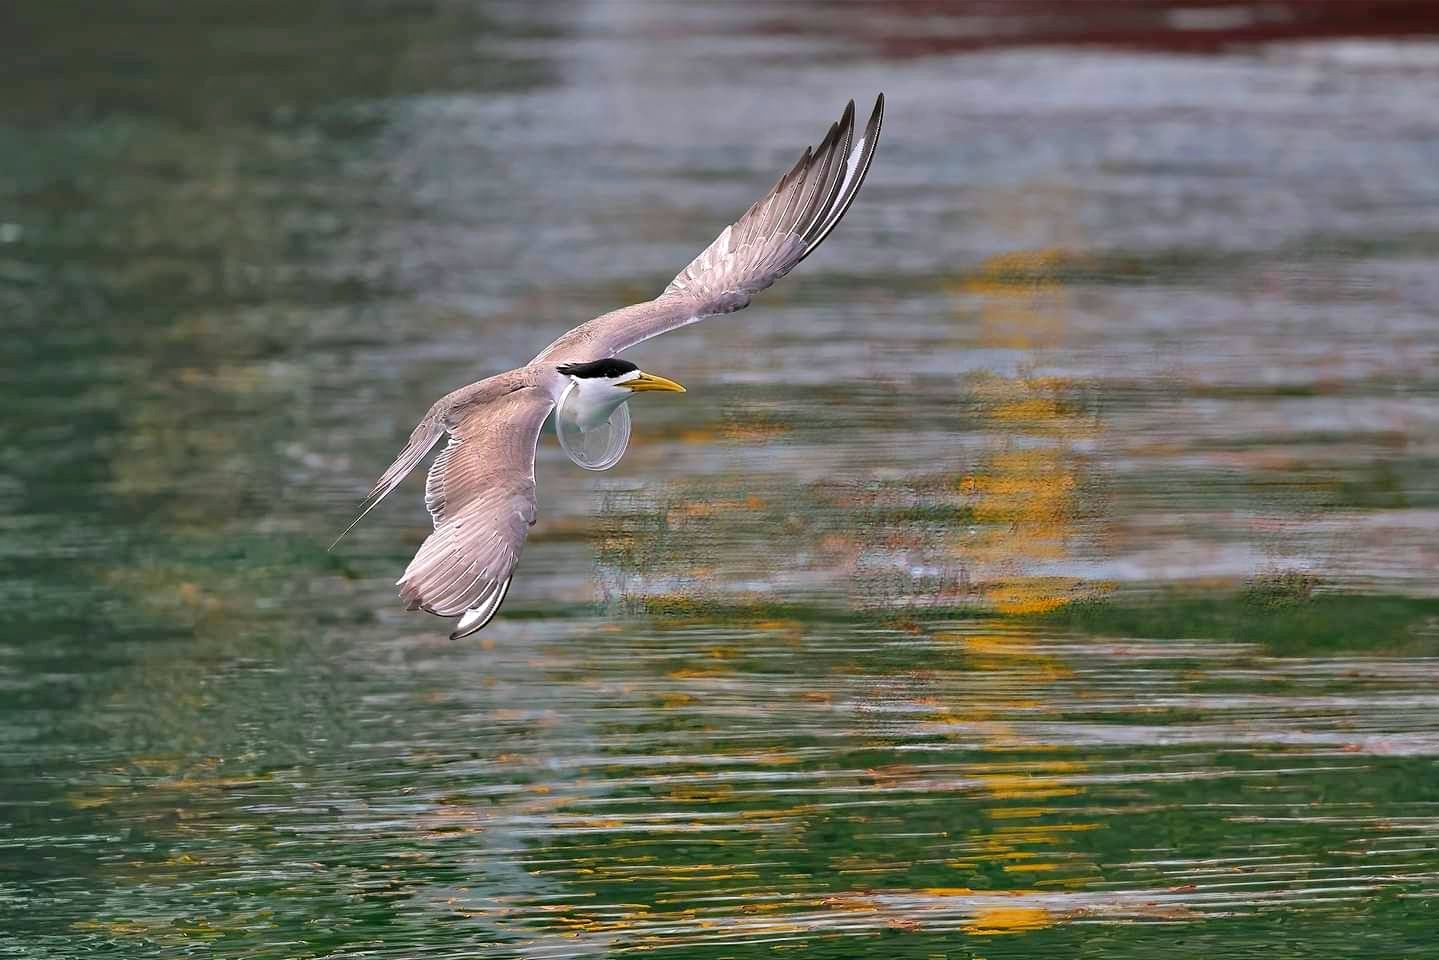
[3,2,1438,956]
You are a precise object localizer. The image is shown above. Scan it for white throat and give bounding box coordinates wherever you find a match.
[567,374,635,430]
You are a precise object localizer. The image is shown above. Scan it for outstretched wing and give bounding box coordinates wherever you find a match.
[533,94,883,365]
[395,386,554,639]
[330,408,446,550]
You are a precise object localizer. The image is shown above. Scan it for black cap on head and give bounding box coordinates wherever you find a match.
[557,358,638,379]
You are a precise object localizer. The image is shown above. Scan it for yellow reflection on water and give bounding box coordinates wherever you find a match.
[938,213,1109,920]
[963,904,1057,934]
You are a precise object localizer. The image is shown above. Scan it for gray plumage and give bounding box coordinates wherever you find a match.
[534,96,883,364]
[336,95,885,638]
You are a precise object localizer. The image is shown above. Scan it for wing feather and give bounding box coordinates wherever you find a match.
[330,373,533,550]
[532,94,884,365]
[329,410,445,550]
[395,386,554,632]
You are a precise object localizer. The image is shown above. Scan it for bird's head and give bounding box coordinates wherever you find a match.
[556,358,685,430]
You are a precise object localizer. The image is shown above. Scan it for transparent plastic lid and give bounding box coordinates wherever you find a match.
[555,380,631,471]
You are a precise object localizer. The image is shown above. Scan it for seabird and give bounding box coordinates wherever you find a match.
[334,95,885,637]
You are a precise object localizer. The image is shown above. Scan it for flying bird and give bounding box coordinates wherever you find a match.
[335,95,885,638]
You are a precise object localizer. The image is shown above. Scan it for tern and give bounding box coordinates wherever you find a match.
[335,95,884,638]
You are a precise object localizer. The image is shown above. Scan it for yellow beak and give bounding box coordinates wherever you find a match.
[626,371,687,393]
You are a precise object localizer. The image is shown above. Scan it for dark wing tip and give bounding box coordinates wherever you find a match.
[792,93,885,266]
[449,577,514,639]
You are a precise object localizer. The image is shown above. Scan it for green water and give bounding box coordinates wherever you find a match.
[3,3,1439,957]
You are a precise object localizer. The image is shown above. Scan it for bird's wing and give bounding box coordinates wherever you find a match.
[329,409,447,550]
[331,375,532,551]
[395,386,554,638]
[532,94,883,365]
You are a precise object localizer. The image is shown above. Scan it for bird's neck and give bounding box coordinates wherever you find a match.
[567,379,630,430]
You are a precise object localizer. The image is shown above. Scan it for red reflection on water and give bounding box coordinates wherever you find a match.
[765,1,1439,56]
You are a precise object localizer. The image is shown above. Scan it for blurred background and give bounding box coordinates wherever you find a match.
[3,1,1439,957]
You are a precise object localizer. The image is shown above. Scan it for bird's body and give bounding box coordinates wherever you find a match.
[335,95,885,638]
